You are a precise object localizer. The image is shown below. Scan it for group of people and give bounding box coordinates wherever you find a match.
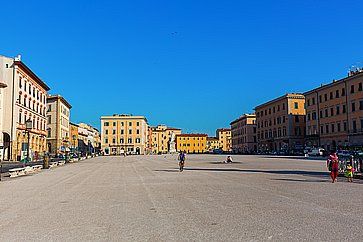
[327,151,355,183]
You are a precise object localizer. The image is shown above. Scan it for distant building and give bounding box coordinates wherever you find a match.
[206,137,219,152]
[304,70,363,150]
[78,123,101,154]
[230,114,257,154]
[100,114,149,155]
[151,125,181,154]
[0,55,50,161]
[70,122,79,153]
[46,95,72,154]
[216,128,231,152]
[255,93,306,153]
[176,134,207,154]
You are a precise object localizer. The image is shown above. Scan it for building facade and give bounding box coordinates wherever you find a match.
[255,93,306,153]
[206,137,219,152]
[216,128,232,152]
[176,134,207,154]
[304,70,363,150]
[151,125,181,154]
[46,95,72,154]
[230,114,257,154]
[70,122,79,153]
[0,55,50,161]
[78,123,101,154]
[101,114,149,155]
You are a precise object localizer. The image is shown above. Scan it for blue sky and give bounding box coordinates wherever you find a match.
[1,0,363,136]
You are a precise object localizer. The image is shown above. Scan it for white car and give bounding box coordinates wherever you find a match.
[308,148,325,156]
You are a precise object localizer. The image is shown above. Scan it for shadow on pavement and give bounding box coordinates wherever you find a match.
[208,162,244,164]
[271,178,328,183]
[155,167,330,179]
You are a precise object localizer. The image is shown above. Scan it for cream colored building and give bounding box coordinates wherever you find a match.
[216,128,232,152]
[101,114,149,155]
[230,114,257,154]
[78,123,101,154]
[46,95,72,154]
[206,137,219,152]
[151,125,181,154]
[0,55,50,161]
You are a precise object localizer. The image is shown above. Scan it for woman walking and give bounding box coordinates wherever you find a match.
[327,151,339,183]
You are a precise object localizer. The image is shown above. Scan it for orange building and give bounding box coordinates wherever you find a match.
[255,93,306,154]
[304,69,363,150]
[230,114,257,154]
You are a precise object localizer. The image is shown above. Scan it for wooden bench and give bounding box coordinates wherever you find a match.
[9,167,26,178]
[49,162,58,168]
[58,160,66,166]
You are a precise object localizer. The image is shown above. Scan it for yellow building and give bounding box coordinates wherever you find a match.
[176,134,207,154]
[101,114,149,155]
[151,125,182,154]
[206,137,219,152]
[216,128,232,152]
[46,95,72,155]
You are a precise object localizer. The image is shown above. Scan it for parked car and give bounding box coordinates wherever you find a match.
[308,148,325,156]
[337,150,350,157]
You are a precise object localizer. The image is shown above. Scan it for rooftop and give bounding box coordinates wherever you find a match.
[254,93,305,110]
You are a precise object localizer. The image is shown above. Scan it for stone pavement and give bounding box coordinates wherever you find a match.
[0,154,362,241]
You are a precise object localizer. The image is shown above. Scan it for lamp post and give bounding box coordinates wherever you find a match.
[25,119,32,165]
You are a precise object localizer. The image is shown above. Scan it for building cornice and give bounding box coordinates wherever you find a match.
[14,60,50,91]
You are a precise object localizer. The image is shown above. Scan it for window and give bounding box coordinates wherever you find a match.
[342,105,346,113]
[136,138,140,143]
[360,100,363,110]
[342,88,345,96]
[359,83,363,91]
[352,102,356,112]
[343,122,347,131]
[48,115,51,124]
[129,122,132,126]
[104,122,109,126]
[120,138,124,144]
[352,120,357,132]
[324,94,327,101]
[295,116,299,122]
[294,102,298,109]
[18,112,22,123]
[47,128,51,138]
[112,138,116,144]
[136,122,140,126]
[337,123,341,132]
[136,129,140,134]
[320,110,323,118]
[307,99,310,106]
[128,138,132,144]
[325,109,328,117]
[312,112,317,120]
[330,107,334,116]
[19,78,22,88]
[330,92,333,100]
[113,122,116,126]
[331,124,335,133]
[105,138,108,144]
[105,130,108,135]
[336,106,340,115]
[120,129,124,134]
[351,85,355,94]
[319,95,322,103]
[129,129,132,134]
[335,90,339,98]
[326,125,329,134]
[282,103,285,110]
[112,130,116,135]
[320,126,324,134]
[312,98,315,105]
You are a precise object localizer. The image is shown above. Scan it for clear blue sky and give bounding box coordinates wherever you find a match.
[1,0,363,136]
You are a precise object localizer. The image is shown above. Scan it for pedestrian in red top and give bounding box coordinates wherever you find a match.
[327,151,339,183]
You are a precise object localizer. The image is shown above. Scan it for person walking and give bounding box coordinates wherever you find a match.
[327,151,339,183]
[345,156,354,182]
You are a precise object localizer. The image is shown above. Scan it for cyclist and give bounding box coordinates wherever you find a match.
[178,151,186,172]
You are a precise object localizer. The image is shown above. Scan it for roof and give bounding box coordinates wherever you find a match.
[176,133,208,137]
[207,137,219,141]
[254,93,305,110]
[230,113,256,125]
[14,60,50,91]
[101,115,148,122]
[304,71,363,95]
[217,128,231,132]
[47,95,72,109]
[70,122,79,127]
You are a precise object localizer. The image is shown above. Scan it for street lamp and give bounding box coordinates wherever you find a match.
[25,119,32,164]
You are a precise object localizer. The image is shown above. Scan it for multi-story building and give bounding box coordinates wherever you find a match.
[255,93,306,153]
[151,125,182,154]
[70,122,79,153]
[0,55,50,161]
[206,137,219,152]
[78,123,101,154]
[176,134,207,154]
[101,114,149,155]
[216,128,232,152]
[304,69,363,150]
[230,114,257,154]
[46,95,72,154]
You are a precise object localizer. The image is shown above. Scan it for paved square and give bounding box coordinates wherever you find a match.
[0,155,362,241]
